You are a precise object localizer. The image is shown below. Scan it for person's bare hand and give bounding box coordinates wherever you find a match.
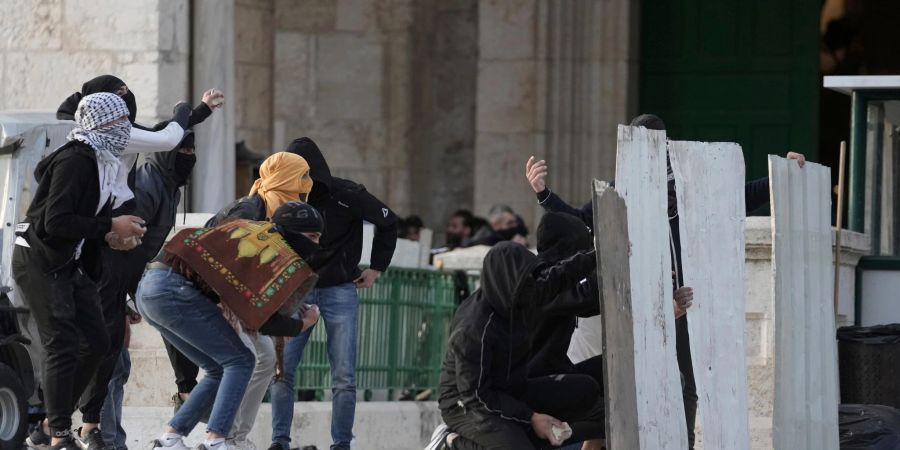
[786,152,806,168]
[526,156,548,193]
[354,268,381,289]
[512,234,528,246]
[299,304,320,333]
[674,286,693,319]
[531,413,566,446]
[111,215,145,239]
[202,88,225,109]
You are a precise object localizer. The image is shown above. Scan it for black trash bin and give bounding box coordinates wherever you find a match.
[837,325,900,409]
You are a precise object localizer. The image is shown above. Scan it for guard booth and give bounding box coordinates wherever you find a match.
[825,76,900,326]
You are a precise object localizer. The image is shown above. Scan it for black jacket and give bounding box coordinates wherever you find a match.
[438,242,597,424]
[286,137,398,287]
[528,213,599,377]
[17,142,113,279]
[537,176,771,287]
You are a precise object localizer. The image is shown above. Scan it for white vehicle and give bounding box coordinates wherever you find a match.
[0,112,73,450]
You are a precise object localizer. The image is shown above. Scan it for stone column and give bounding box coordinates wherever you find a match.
[474,0,639,227]
[191,0,237,213]
[272,0,415,215]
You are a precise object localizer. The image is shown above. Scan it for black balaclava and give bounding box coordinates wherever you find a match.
[536,212,592,265]
[271,200,324,261]
[173,133,197,187]
[630,113,677,217]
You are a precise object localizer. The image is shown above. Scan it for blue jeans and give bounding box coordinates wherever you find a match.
[100,349,131,450]
[136,268,255,436]
[270,284,359,450]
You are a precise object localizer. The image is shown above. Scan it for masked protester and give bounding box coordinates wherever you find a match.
[14,93,147,450]
[528,213,602,381]
[208,152,313,223]
[525,114,805,449]
[429,242,605,450]
[210,197,322,450]
[164,151,315,442]
[265,137,398,450]
[138,201,321,450]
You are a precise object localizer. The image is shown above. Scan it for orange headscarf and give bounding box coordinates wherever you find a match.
[250,152,314,219]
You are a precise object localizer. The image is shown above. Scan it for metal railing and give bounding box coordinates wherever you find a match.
[293,268,478,400]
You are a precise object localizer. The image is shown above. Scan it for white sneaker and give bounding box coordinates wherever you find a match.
[151,438,191,450]
[424,423,450,450]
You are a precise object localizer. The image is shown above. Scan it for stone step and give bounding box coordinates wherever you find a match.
[75,402,441,450]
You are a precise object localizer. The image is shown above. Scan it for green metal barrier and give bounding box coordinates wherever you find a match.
[293,268,478,400]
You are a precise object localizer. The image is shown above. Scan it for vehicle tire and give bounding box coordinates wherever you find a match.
[0,363,27,450]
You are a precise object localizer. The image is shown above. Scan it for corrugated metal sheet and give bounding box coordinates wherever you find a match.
[605,125,687,448]
[670,140,750,449]
[769,155,840,450]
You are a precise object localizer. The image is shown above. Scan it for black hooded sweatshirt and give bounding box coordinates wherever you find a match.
[438,242,597,424]
[286,137,399,287]
[17,141,112,280]
[528,213,600,377]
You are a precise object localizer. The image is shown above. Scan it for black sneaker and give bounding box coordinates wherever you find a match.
[265,444,285,450]
[76,428,107,450]
[49,437,80,450]
[26,428,51,450]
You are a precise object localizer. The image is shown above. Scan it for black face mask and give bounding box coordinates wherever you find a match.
[173,153,197,187]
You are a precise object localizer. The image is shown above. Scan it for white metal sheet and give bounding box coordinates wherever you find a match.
[769,155,840,450]
[611,125,687,449]
[669,140,750,449]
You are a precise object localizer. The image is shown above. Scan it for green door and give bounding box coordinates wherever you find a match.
[640,0,820,182]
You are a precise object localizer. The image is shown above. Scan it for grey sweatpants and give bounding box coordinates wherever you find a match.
[230,331,277,445]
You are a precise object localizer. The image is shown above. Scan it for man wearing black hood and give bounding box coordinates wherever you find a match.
[267,137,398,450]
[30,76,223,450]
[432,242,604,450]
[524,114,805,448]
[528,213,602,382]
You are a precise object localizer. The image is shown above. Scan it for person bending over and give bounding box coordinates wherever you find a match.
[138,202,321,450]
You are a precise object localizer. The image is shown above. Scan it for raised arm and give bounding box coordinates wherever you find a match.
[526,156,595,229]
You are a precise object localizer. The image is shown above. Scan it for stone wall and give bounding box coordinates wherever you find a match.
[474,0,639,229]
[0,0,189,125]
[235,0,275,155]
[272,0,416,214]
[409,0,478,242]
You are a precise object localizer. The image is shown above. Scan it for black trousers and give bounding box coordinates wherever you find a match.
[77,249,130,423]
[165,338,199,393]
[444,374,605,450]
[12,246,111,436]
[676,315,698,449]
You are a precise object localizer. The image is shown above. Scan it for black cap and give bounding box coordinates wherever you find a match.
[272,201,323,233]
[271,201,323,261]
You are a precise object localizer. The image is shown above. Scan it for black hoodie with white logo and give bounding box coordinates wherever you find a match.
[286,137,398,287]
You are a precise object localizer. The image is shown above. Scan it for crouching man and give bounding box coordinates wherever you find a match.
[138,202,322,450]
[432,242,605,450]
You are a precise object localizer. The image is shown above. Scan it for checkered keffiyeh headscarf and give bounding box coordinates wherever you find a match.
[67,92,134,212]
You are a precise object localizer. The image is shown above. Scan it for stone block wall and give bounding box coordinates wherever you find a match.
[474,0,639,231]
[0,0,189,125]
[273,0,416,214]
[235,0,275,156]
